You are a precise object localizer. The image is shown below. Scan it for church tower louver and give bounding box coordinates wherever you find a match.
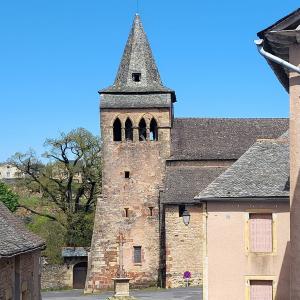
[85,14,176,291]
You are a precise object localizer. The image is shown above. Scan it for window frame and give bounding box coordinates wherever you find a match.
[245,212,277,255]
[133,246,142,265]
[245,276,276,300]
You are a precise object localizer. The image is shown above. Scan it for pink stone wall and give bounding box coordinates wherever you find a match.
[86,107,172,291]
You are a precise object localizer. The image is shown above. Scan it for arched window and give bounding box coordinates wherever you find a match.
[113,118,122,141]
[150,118,158,141]
[125,118,133,141]
[139,118,147,141]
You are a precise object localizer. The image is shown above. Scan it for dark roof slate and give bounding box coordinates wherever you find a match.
[162,166,226,204]
[101,14,175,96]
[170,118,288,160]
[0,202,45,258]
[196,138,289,200]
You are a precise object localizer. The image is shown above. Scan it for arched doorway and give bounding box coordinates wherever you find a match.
[73,262,87,289]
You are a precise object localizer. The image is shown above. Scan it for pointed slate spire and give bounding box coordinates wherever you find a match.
[101,14,174,94]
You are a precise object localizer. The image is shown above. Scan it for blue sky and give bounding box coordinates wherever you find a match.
[0,1,298,161]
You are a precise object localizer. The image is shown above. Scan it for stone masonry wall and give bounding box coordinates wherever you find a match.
[41,264,70,290]
[165,204,203,288]
[86,107,171,292]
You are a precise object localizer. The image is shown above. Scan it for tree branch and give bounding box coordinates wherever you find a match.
[18,204,59,223]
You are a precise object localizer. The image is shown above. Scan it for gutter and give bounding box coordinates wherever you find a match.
[255,39,300,74]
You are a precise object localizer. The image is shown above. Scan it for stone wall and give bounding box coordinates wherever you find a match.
[86,107,172,292]
[41,264,70,290]
[165,204,203,288]
[0,250,42,300]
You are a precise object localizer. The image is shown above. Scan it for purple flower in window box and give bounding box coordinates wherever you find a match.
[183,271,191,279]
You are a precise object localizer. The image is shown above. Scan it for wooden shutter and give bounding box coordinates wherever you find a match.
[250,214,273,253]
[250,280,273,300]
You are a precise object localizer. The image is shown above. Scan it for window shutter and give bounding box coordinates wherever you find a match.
[250,280,273,300]
[250,214,273,253]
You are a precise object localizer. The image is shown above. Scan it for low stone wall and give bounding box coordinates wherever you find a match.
[41,264,71,290]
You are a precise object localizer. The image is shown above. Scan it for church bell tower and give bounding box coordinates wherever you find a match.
[86,14,176,291]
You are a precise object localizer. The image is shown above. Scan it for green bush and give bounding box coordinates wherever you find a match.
[0,182,19,212]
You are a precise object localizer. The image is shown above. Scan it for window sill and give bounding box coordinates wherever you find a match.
[134,263,142,266]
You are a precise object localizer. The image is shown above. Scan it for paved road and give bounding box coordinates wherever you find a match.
[42,287,202,300]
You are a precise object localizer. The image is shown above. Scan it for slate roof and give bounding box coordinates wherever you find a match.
[62,247,89,257]
[195,138,289,201]
[162,166,226,204]
[170,118,288,161]
[0,202,45,258]
[101,14,175,97]
[257,8,300,92]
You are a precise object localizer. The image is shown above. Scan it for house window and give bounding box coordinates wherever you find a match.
[125,118,133,141]
[179,205,186,217]
[125,171,130,179]
[150,118,158,141]
[250,280,273,300]
[132,73,141,82]
[113,118,122,141]
[249,213,273,253]
[139,118,147,141]
[134,246,142,264]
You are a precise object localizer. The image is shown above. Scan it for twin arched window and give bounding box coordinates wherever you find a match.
[113,117,158,142]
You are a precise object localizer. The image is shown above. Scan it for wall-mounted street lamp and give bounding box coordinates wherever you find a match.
[182,209,191,226]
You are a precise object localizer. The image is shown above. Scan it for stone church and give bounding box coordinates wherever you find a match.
[85,14,289,292]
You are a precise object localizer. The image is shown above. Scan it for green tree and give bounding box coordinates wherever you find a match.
[0,182,19,212]
[10,128,101,246]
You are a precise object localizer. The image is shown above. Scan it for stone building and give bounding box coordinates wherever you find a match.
[0,201,45,300]
[86,14,289,292]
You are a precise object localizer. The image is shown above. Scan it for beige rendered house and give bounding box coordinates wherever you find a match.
[196,135,290,300]
[196,7,300,300]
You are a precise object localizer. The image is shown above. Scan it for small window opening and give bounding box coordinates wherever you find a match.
[179,205,186,217]
[113,118,122,141]
[134,246,142,264]
[124,208,129,218]
[149,207,154,217]
[125,171,130,179]
[125,118,133,141]
[132,73,141,82]
[139,118,147,141]
[150,118,158,141]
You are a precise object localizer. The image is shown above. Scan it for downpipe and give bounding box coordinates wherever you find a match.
[255,39,300,74]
